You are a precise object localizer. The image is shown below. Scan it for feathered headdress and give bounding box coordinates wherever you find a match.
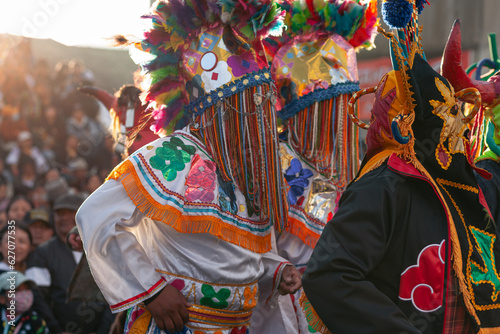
[128,0,290,231]
[132,0,285,135]
[266,0,378,186]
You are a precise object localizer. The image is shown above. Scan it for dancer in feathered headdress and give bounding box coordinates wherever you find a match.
[303,0,500,332]
[75,0,303,333]
[257,0,378,333]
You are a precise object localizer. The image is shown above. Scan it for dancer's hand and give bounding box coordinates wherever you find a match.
[67,233,83,252]
[146,285,192,333]
[278,265,302,295]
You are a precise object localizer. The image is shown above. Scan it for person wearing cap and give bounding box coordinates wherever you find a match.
[24,208,54,247]
[27,193,111,333]
[0,271,49,333]
[5,130,49,177]
[65,158,89,193]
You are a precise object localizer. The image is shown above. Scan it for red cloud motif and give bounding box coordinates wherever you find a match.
[399,240,446,312]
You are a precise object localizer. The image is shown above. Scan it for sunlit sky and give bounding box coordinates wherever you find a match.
[0,0,151,48]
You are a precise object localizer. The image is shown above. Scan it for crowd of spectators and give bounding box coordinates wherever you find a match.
[0,38,122,333]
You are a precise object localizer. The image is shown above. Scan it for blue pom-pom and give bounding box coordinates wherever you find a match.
[382,0,413,29]
[416,0,429,14]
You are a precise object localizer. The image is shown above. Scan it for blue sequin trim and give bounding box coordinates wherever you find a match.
[185,69,273,117]
[278,81,360,121]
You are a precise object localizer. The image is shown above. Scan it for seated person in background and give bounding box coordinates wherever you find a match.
[0,223,32,273]
[5,195,33,225]
[25,208,54,247]
[6,131,49,177]
[13,154,39,197]
[0,271,49,333]
[26,193,112,334]
[0,176,11,212]
[43,168,70,205]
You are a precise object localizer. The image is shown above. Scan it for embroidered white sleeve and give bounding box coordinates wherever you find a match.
[76,179,165,312]
[25,267,51,287]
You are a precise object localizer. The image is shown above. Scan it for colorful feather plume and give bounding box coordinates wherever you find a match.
[133,0,285,135]
[266,0,378,57]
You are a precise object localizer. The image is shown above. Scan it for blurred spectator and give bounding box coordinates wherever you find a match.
[13,154,39,196]
[33,79,53,121]
[0,177,11,212]
[0,271,50,333]
[52,61,72,101]
[88,134,120,176]
[24,208,53,248]
[0,160,15,199]
[5,195,33,225]
[66,158,88,193]
[37,105,67,163]
[44,168,70,205]
[1,71,37,122]
[0,212,6,227]
[0,103,29,144]
[62,135,83,169]
[0,223,32,272]
[30,180,50,209]
[83,173,102,198]
[6,131,49,177]
[27,193,110,333]
[66,103,105,156]
[33,58,51,84]
[68,58,94,88]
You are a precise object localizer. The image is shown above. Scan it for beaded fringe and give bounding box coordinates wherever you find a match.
[194,83,289,232]
[288,94,359,189]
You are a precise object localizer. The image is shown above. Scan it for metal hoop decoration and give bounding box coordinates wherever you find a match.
[348,86,376,129]
[455,87,482,123]
[391,114,412,144]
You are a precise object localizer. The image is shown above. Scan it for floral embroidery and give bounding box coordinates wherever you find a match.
[149,137,196,182]
[284,158,313,205]
[218,172,238,214]
[170,279,185,291]
[230,327,248,334]
[124,306,146,333]
[243,286,257,309]
[200,284,231,309]
[185,154,217,202]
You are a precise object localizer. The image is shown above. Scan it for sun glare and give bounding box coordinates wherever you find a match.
[0,0,150,48]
